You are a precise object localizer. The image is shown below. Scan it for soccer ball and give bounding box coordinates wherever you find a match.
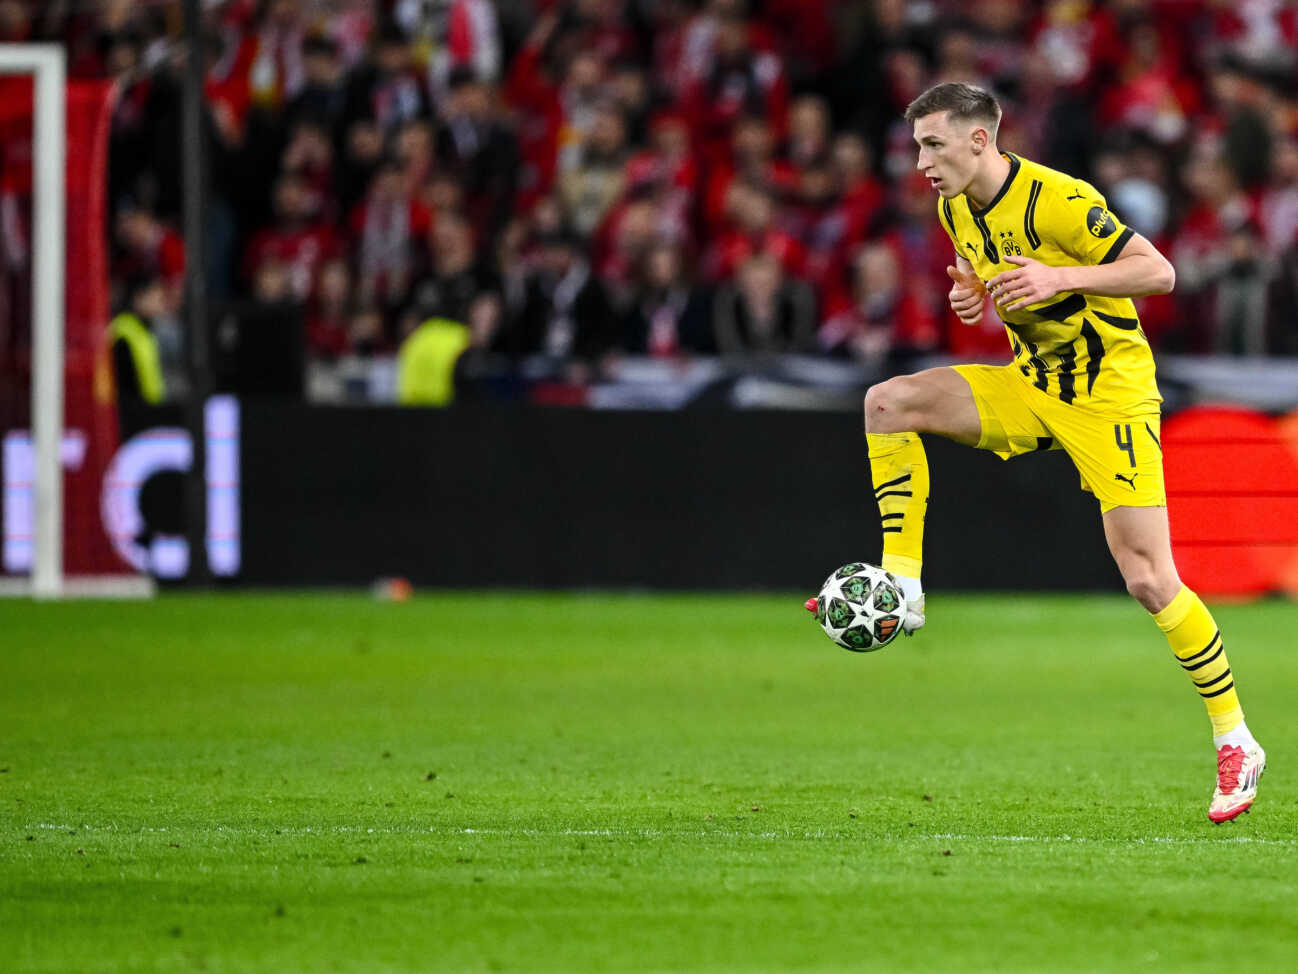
[813,563,907,652]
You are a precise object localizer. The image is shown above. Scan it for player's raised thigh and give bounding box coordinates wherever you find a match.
[863,366,981,444]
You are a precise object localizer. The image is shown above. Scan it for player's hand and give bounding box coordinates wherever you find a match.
[946,265,986,325]
[986,255,1067,313]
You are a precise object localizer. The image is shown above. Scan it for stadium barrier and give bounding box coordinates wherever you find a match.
[170,402,1128,590]
[5,401,1297,594]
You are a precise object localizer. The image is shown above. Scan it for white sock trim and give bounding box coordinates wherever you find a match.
[1214,720,1258,751]
[895,574,923,604]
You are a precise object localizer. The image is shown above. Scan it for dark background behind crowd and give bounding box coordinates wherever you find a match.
[3,0,1297,406]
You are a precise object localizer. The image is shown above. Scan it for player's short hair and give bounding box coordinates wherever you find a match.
[904,83,1001,141]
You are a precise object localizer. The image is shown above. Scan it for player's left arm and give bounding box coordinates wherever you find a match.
[987,233,1174,312]
[986,187,1175,312]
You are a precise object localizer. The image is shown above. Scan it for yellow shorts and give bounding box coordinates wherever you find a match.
[952,363,1165,513]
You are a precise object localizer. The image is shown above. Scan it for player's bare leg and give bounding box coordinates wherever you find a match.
[863,367,982,444]
[1104,505,1265,822]
[861,367,982,633]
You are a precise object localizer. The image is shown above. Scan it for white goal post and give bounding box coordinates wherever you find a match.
[0,44,64,599]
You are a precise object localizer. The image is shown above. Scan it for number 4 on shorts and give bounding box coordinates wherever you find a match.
[1114,423,1136,467]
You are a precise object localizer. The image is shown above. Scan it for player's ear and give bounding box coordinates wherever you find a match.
[970,126,987,154]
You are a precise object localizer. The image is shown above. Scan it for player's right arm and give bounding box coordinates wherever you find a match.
[946,254,987,325]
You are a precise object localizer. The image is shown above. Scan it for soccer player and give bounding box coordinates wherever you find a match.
[865,82,1264,822]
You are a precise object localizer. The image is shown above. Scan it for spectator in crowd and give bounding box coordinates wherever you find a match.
[819,242,939,365]
[511,227,618,367]
[306,256,353,360]
[245,171,341,304]
[347,304,387,358]
[282,32,347,132]
[1212,219,1273,355]
[1171,140,1258,350]
[713,252,815,356]
[621,240,712,356]
[609,61,652,146]
[337,21,431,210]
[703,114,796,236]
[622,110,698,236]
[113,200,186,312]
[280,117,338,221]
[560,101,631,239]
[340,20,431,142]
[434,69,520,236]
[505,12,608,211]
[790,136,887,320]
[407,210,501,331]
[452,287,511,400]
[347,154,431,311]
[396,314,470,407]
[110,274,168,412]
[785,95,832,172]
[596,192,686,307]
[706,182,805,283]
[218,254,306,398]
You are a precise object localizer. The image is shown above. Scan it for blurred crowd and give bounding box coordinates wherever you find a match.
[4,0,1298,404]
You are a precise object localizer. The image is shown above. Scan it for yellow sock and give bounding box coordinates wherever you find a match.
[866,432,929,580]
[1152,586,1243,736]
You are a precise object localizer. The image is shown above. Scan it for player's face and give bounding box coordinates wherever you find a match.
[912,112,979,199]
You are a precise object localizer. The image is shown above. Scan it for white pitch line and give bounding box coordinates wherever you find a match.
[22,823,1298,846]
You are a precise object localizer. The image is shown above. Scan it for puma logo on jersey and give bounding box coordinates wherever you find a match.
[1114,472,1139,490]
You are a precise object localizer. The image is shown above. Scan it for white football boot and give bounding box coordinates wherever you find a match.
[901,593,925,636]
[1208,743,1266,823]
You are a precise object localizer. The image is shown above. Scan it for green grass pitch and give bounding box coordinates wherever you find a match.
[3,592,1297,972]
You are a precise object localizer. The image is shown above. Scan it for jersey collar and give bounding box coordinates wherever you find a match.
[967,152,1021,218]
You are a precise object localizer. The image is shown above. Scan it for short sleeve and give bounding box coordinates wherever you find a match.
[1047,183,1134,266]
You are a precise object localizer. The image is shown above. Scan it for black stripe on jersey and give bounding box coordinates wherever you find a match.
[880,513,905,521]
[1094,310,1140,330]
[1032,436,1054,452]
[873,474,912,494]
[1056,342,1078,405]
[1033,293,1087,322]
[942,199,956,238]
[972,213,999,263]
[1200,681,1236,698]
[1004,293,1087,329]
[1145,422,1162,452]
[881,526,903,534]
[1180,631,1221,665]
[1080,318,1105,395]
[1023,340,1049,394]
[1023,179,1043,249]
[1100,226,1135,264]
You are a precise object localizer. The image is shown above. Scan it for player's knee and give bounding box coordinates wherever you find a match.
[1123,565,1177,612]
[864,378,918,433]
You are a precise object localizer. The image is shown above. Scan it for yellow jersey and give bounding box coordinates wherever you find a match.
[938,152,1161,415]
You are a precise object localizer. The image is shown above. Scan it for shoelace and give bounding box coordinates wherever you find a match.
[1216,745,1245,793]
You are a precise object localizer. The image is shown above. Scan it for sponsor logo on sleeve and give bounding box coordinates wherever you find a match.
[1087,205,1117,238]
